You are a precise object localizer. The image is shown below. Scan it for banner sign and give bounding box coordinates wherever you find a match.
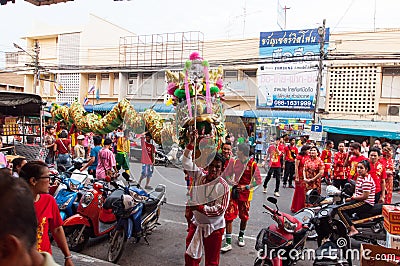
[259,28,330,59]
[257,62,318,109]
[257,28,329,110]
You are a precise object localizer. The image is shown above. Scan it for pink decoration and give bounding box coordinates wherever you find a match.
[167,82,178,95]
[204,66,212,114]
[216,78,223,89]
[184,70,192,118]
[189,52,202,61]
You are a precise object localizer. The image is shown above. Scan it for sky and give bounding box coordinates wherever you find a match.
[1,0,400,65]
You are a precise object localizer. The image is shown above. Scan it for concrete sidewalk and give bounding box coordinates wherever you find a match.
[52,246,117,266]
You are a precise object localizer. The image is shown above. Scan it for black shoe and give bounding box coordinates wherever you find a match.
[283,184,287,188]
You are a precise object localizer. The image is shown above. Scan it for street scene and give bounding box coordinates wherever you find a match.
[2,1,400,266]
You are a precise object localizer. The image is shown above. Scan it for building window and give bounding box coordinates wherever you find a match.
[100,74,109,95]
[382,68,400,98]
[113,73,119,95]
[141,72,153,96]
[243,70,257,78]
[128,73,138,95]
[224,70,238,80]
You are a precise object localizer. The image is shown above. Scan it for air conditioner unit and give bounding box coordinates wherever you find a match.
[387,105,400,116]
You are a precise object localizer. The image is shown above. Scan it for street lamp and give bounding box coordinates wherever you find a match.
[13,41,40,93]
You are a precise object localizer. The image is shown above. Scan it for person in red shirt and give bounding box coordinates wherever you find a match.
[262,137,282,197]
[139,132,155,189]
[290,145,311,213]
[54,130,72,168]
[369,147,387,203]
[0,171,62,266]
[344,142,367,181]
[221,143,262,252]
[283,137,298,188]
[320,140,334,185]
[19,161,74,266]
[278,137,286,179]
[381,145,394,204]
[333,141,348,189]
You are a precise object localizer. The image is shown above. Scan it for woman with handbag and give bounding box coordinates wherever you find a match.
[96,138,117,181]
[54,130,72,168]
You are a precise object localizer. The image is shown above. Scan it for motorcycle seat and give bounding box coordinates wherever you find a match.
[352,203,383,220]
[142,198,160,216]
[103,190,124,210]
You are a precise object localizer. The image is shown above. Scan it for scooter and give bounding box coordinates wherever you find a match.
[154,147,170,167]
[54,158,92,220]
[107,174,166,263]
[254,197,310,266]
[166,144,183,167]
[63,180,118,252]
[52,158,91,197]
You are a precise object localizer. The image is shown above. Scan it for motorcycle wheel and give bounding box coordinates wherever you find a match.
[108,228,126,263]
[64,225,89,252]
[165,160,170,167]
[308,229,318,240]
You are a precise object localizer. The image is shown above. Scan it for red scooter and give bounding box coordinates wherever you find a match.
[254,197,310,266]
[63,180,119,252]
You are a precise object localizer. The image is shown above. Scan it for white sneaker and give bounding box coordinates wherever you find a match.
[263,187,267,193]
[220,243,232,252]
[238,236,245,247]
[274,192,280,197]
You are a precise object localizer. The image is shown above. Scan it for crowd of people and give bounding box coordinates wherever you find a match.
[181,129,399,265]
[0,120,158,265]
[2,120,400,266]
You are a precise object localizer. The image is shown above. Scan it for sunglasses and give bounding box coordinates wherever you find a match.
[37,176,51,181]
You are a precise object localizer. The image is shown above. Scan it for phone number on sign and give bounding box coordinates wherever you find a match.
[273,100,313,107]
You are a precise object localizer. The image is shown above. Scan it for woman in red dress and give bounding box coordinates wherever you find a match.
[291,145,311,213]
[381,146,394,204]
[303,146,324,196]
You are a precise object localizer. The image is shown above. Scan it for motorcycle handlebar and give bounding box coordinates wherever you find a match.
[263,204,275,214]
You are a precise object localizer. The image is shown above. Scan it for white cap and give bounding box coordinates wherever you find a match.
[77,135,85,140]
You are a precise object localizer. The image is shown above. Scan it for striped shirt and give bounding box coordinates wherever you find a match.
[355,174,376,205]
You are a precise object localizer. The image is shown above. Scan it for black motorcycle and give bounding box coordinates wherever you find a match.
[154,148,170,167]
[307,184,387,246]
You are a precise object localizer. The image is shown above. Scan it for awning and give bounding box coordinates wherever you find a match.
[0,91,43,116]
[321,119,400,140]
[84,102,175,113]
[243,110,313,120]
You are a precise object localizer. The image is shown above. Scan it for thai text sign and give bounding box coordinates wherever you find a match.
[259,28,330,59]
[257,28,329,110]
[257,62,318,109]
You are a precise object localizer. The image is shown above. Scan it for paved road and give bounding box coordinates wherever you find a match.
[58,161,398,266]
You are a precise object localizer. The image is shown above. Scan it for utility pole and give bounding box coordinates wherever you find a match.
[14,41,40,94]
[313,19,326,124]
[283,5,290,30]
[33,41,40,94]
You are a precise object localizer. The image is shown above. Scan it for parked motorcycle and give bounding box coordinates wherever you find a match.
[154,147,170,167]
[63,180,118,252]
[166,144,183,167]
[107,175,166,263]
[54,158,92,220]
[254,196,310,266]
[308,184,387,246]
